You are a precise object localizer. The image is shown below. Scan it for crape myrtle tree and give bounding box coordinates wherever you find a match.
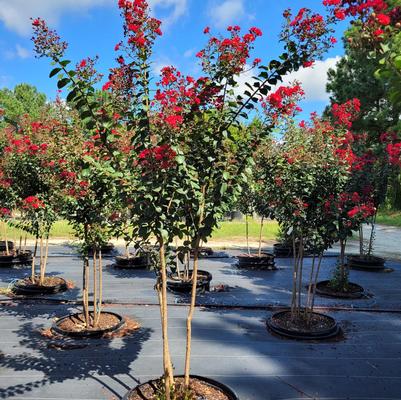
[256,114,350,322]
[0,113,66,283]
[31,0,339,396]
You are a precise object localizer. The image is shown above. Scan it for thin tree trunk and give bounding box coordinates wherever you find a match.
[158,240,174,399]
[97,250,103,324]
[359,225,364,256]
[258,217,264,257]
[297,237,304,314]
[39,237,44,280]
[93,248,98,327]
[83,256,90,328]
[340,239,346,285]
[39,236,49,286]
[310,254,323,312]
[368,212,377,257]
[306,254,316,312]
[31,238,38,283]
[184,187,206,388]
[246,214,250,255]
[19,235,22,252]
[3,222,9,256]
[291,235,299,315]
[125,242,130,258]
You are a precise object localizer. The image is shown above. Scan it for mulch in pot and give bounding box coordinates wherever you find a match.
[236,252,276,270]
[167,269,212,294]
[315,280,366,299]
[13,276,68,295]
[267,309,340,340]
[52,311,125,338]
[124,375,238,400]
[348,255,386,270]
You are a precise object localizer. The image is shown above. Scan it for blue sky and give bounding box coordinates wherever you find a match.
[0,0,349,120]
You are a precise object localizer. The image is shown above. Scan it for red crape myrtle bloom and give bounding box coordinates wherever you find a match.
[22,196,45,210]
[138,144,176,170]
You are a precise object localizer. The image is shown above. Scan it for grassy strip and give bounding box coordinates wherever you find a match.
[377,211,401,227]
[211,218,279,240]
[2,218,280,241]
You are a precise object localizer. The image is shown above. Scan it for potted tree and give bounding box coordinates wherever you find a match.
[31,0,338,395]
[261,114,350,340]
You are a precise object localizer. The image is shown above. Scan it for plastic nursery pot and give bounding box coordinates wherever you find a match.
[12,277,68,296]
[0,241,14,252]
[315,280,365,299]
[167,269,212,294]
[348,255,385,270]
[52,311,125,338]
[236,252,276,270]
[114,254,150,269]
[16,250,33,264]
[266,309,340,340]
[190,247,214,258]
[88,243,115,255]
[122,375,239,400]
[273,243,293,257]
[0,252,16,266]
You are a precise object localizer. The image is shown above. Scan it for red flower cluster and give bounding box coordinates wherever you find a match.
[138,144,176,170]
[386,143,401,166]
[118,0,162,51]
[261,84,304,123]
[331,98,361,128]
[0,207,11,217]
[347,203,376,218]
[197,25,263,77]
[22,196,44,210]
[3,135,48,155]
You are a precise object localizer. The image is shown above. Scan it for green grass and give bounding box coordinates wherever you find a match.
[3,220,75,240]
[2,218,280,241]
[377,211,401,227]
[211,218,279,241]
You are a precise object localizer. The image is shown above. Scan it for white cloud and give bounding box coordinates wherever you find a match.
[4,44,31,60]
[183,48,195,58]
[209,0,245,29]
[0,0,188,36]
[149,0,187,27]
[280,56,341,102]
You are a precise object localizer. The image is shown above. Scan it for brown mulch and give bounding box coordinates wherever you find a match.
[319,281,364,296]
[17,276,65,288]
[127,377,230,400]
[57,312,120,333]
[41,315,139,340]
[272,311,335,333]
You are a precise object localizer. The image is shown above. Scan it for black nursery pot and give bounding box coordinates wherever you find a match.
[273,243,293,257]
[12,277,68,296]
[0,241,14,252]
[315,280,365,299]
[266,309,340,340]
[52,311,125,338]
[115,254,150,269]
[348,255,385,270]
[0,253,16,266]
[88,243,115,255]
[190,247,214,258]
[167,269,212,294]
[122,375,238,400]
[16,250,33,264]
[236,252,276,270]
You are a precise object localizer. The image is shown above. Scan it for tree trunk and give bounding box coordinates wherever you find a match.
[31,238,38,283]
[246,214,250,255]
[359,225,364,256]
[368,212,377,257]
[258,217,264,257]
[93,248,98,327]
[158,240,174,399]
[39,236,49,286]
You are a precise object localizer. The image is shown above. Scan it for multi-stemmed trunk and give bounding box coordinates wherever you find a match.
[3,221,9,256]
[30,235,50,285]
[245,214,250,255]
[290,234,323,324]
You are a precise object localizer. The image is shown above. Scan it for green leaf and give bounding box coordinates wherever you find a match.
[57,78,70,89]
[49,68,61,78]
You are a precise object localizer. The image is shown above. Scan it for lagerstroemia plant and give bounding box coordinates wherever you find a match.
[255,115,350,320]
[31,0,338,396]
